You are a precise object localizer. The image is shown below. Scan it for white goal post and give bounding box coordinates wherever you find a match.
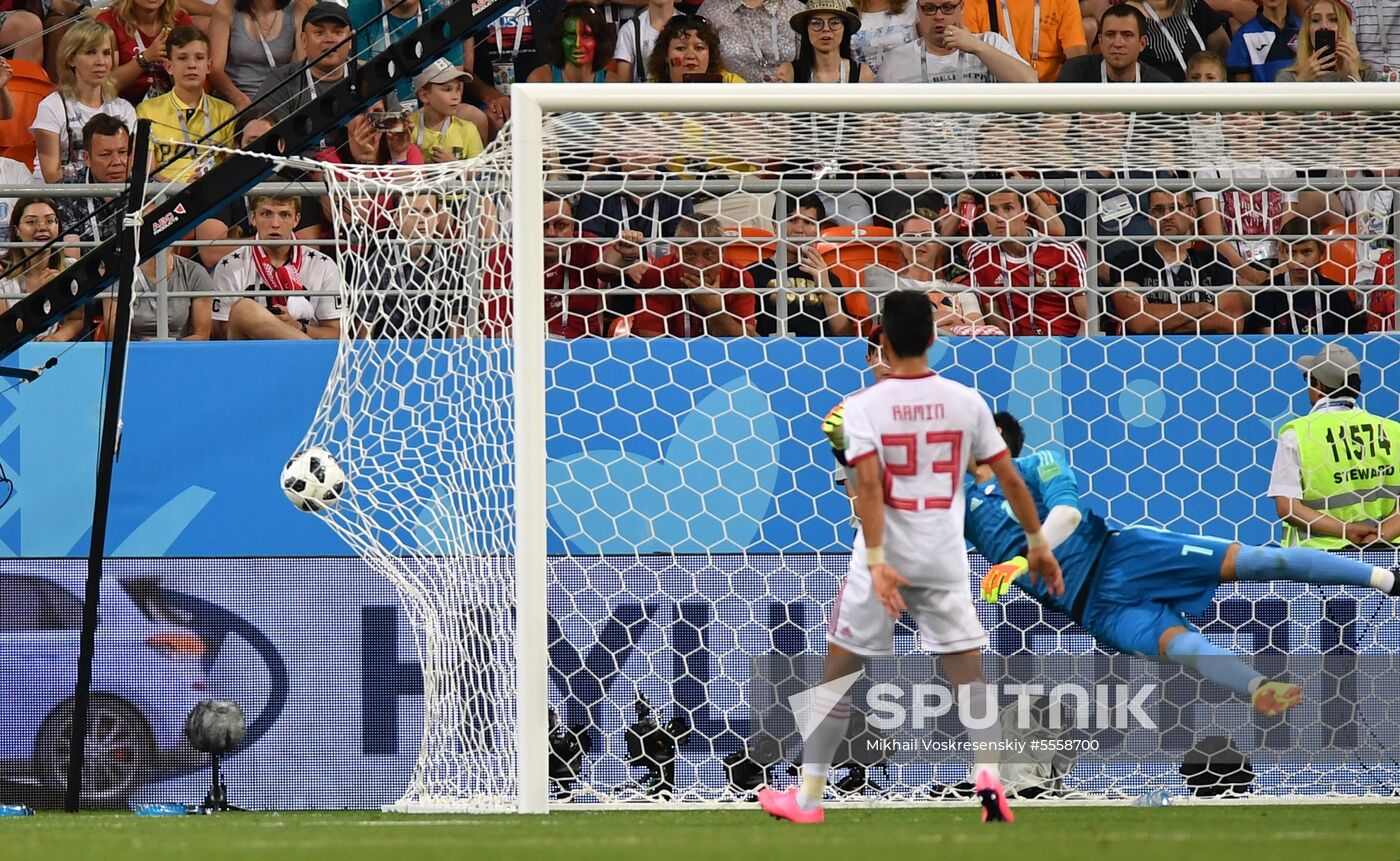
[288,83,1400,814]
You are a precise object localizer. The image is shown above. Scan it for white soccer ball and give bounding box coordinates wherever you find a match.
[281,447,346,512]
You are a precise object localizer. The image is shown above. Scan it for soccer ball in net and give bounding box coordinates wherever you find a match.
[280,447,346,512]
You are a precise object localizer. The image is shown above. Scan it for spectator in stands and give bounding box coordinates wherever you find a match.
[1107,189,1245,335]
[963,0,1087,82]
[1185,47,1227,80]
[0,156,32,245]
[100,0,198,103]
[318,99,424,167]
[102,245,215,340]
[1349,0,1400,74]
[876,0,1036,82]
[1276,0,1382,80]
[527,3,614,83]
[33,21,138,184]
[0,198,83,342]
[479,195,646,338]
[632,215,757,336]
[137,26,235,183]
[55,115,130,243]
[574,150,695,263]
[647,14,746,81]
[1194,113,1306,286]
[349,0,491,141]
[1249,216,1364,335]
[351,192,468,338]
[0,3,43,66]
[137,25,233,267]
[1131,0,1229,81]
[872,211,996,332]
[411,59,483,163]
[209,0,310,112]
[232,115,324,241]
[776,0,875,82]
[746,195,856,336]
[608,0,678,82]
[253,1,352,123]
[848,0,917,76]
[1057,4,1172,81]
[698,0,804,82]
[967,188,1087,335]
[1226,0,1298,81]
[211,194,344,340]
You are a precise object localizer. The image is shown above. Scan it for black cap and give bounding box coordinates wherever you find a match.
[304,1,352,27]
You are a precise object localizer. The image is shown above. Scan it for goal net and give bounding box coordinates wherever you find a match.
[291,84,1400,810]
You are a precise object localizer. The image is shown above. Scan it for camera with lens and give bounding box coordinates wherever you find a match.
[624,694,691,797]
[367,110,410,133]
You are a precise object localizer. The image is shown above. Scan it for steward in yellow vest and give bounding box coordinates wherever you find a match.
[1269,345,1400,549]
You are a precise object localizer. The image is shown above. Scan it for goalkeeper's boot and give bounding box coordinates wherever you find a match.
[1252,681,1302,717]
[1389,567,1400,595]
[757,786,824,824]
[974,769,1014,824]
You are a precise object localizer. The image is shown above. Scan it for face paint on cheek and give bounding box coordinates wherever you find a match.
[575,23,596,66]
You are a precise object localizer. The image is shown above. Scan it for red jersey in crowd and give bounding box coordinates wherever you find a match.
[479,238,609,338]
[631,255,756,337]
[96,8,197,103]
[967,231,1087,336]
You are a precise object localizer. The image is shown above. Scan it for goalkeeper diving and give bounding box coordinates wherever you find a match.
[824,372,1399,717]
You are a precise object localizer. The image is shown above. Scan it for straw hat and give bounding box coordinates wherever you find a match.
[790,0,862,34]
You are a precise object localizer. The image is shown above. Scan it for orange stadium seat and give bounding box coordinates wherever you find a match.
[721,226,775,270]
[819,225,904,331]
[1319,222,1358,286]
[0,60,52,171]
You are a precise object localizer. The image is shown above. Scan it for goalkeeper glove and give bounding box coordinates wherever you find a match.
[981,556,1028,603]
[822,403,846,454]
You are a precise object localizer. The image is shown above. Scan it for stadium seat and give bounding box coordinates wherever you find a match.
[721,226,775,270]
[0,60,52,171]
[819,225,902,330]
[1320,222,1358,286]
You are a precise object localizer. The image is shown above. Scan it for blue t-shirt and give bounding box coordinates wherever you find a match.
[1226,11,1299,82]
[964,450,1110,618]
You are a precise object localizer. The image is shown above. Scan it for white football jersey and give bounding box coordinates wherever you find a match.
[842,372,1006,586]
[210,246,344,323]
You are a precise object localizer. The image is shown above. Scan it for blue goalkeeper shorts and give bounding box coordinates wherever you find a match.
[1078,526,1234,656]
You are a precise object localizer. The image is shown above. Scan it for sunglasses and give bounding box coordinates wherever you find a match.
[668,13,712,28]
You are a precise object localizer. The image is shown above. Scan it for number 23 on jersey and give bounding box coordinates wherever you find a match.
[880,431,963,511]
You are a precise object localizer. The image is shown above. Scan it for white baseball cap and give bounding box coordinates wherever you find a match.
[412,58,472,92]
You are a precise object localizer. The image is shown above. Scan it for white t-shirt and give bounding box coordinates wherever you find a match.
[0,157,34,243]
[842,372,1007,586]
[850,5,918,76]
[876,31,1025,82]
[1192,157,1299,263]
[613,13,665,81]
[29,92,138,181]
[210,246,344,323]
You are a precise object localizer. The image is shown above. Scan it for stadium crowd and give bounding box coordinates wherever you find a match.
[0,0,1395,339]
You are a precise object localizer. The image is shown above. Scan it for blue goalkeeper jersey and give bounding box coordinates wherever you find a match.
[964,450,1110,619]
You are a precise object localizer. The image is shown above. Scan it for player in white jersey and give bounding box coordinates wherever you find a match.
[759,290,1063,825]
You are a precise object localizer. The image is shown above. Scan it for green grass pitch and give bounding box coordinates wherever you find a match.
[5,805,1398,861]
